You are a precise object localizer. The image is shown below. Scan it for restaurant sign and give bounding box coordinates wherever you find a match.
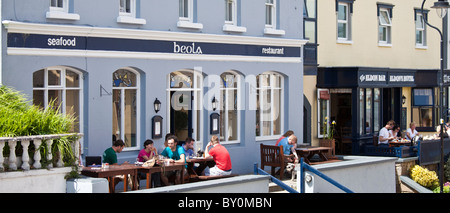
[7,33,301,58]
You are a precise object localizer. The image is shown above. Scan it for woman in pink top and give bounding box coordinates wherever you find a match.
[138,139,157,162]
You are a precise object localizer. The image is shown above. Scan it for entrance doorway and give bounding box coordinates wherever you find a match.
[330,89,352,155]
[167,70,203,149]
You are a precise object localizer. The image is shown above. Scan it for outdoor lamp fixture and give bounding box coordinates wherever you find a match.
[421,0,450,193]
[431,0,450,18]
[402,95,406,105]
[212,96,218,111]
[154,98,161,113]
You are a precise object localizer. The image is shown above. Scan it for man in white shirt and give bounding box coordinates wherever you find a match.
[379,120,395,145]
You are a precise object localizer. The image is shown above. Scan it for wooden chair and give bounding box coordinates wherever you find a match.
[373,133,378,146]
[260,144,292,180]
[339,126,352,154]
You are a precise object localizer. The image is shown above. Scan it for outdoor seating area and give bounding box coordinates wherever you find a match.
[260,143,340,181]
[80,156,238,193]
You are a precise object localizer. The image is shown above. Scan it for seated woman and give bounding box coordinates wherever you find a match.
[137,139,161,187]
[406,122,420,140]
[389,125,401,140]
[160,135,185,185]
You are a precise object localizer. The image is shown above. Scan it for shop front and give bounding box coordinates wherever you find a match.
[317,67,441,155]
[2,21,307,174]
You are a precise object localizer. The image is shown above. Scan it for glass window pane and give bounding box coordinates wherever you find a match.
[416,30,423,44]
[413,89,433,106]
[304,21,316,43]
[112,90,122,142]
[256,89,260,136]
[113,69,137,87]
[379,26,387,41]
[374,88,380,132]
[338,23,347,38]
[319,99,328,136]
[66,70,79,88]
[266,5,273,25]
[304,0,316,18]
[262,89,271,136]
[48,90,62,112]
[66,90,80,132]
[124,89,137,148]
[338,4,347,21]
[33,90,45,109]
[33,70,44,88]
[412,107,433,127]
[48,69,62,86]
[416,14,424,29]
[380,10,391,25]
[170,72,193,88]
[365,88,372,134]
[273,89,281,135]
[359,88,364,135]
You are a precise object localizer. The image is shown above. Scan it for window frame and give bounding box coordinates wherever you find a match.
[411,88,437,132]
[178,0,203,29]
[112,68,141,151]
[32,66,83,133]
[337,2,351,42]
[219,71,243,145]
[117,0,146,25]
[46,0,80,20]
[415,10,428,48]
[378,7,393,45]
[317,88,330,138]
[255,72,285,141]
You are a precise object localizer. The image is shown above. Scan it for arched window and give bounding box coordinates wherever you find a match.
[33,67,83,133]
[112,68,140,149]
[219,71,242,144]
[255,72,284,138]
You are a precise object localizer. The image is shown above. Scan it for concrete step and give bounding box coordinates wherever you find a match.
[268,179,297,193]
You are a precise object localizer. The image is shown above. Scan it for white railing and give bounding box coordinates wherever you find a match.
[0,133,82,172]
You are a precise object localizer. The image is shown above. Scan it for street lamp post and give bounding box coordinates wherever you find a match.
[421,0,450,193]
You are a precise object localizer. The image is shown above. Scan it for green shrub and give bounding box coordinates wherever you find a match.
[0,85,78,167]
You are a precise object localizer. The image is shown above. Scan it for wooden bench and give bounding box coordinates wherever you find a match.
[260,144,293,180]
[197,174,239,181]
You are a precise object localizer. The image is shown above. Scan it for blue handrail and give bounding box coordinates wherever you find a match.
[254,158,354,193]
[253,163,299,193]
[299,158,354,193]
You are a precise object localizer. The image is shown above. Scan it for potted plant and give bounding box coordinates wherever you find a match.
[319,117,336,158]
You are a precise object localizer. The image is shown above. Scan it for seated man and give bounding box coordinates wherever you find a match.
[160,135,185,185]
[277,134,299,163]
[205,135,232,176]
[102,139,133,189]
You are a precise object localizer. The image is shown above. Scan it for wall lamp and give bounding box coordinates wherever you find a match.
[154,98,161,113]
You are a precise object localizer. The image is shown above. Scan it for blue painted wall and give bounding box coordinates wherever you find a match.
[1,0,304,174]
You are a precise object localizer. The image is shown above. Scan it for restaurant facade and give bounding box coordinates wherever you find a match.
[304,0,444,155]
[0,0,307,174]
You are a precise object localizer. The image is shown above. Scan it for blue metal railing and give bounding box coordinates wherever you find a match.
[299,158,353,193]
[253,163,299,193]
[254,158,354,193]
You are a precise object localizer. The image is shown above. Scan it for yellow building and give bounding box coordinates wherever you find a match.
[303,0,442,154]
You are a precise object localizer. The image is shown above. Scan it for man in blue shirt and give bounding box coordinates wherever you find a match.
[277,134,299,163]
[160,135,185,185]
[183,137,195,159]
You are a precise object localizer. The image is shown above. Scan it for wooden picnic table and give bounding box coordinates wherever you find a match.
[186,157,215,181]
[295,147,332,164]
[138,162,186,189]
[81,164,139,193]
